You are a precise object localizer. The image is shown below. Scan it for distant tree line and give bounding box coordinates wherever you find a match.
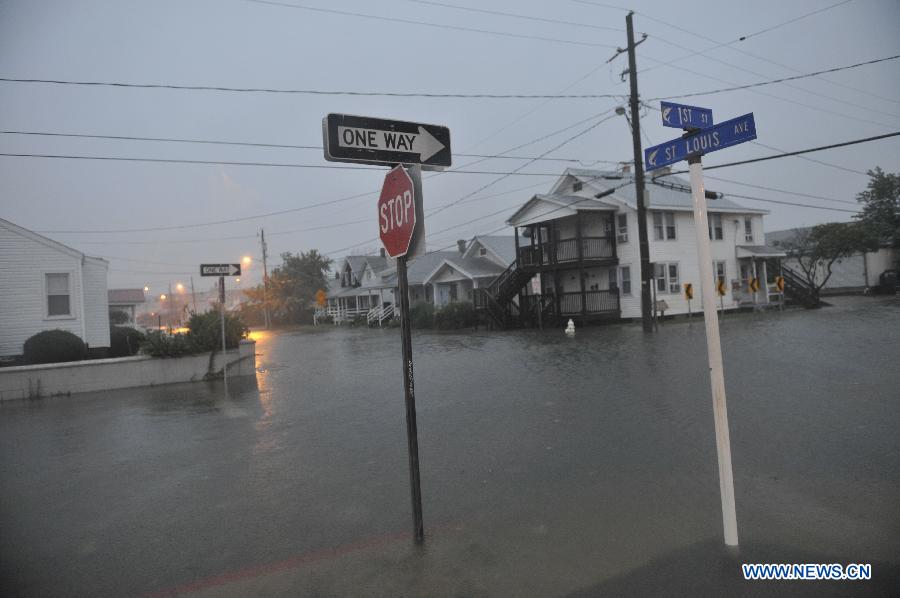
[774,168,899,294]
[240,250,332,326]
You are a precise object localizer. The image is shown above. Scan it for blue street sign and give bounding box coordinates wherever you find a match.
[661,101,713,130]
[644,113,757,171]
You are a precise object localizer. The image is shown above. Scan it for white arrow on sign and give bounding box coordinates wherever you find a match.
[337,125,445,162]
[662,106,673,124]
[202,264,240,275]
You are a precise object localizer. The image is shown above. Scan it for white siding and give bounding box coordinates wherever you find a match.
[0,225,85,356]
[865,248,897,286]
[82,258,111,348]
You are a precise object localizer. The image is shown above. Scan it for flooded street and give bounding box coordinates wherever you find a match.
[2,296,899,596]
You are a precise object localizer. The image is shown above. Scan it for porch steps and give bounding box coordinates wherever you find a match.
[782,267,825,309]
[474,261,532,329]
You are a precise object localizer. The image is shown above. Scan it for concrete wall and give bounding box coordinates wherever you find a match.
[82,257,111,349]
[0,340,256,402]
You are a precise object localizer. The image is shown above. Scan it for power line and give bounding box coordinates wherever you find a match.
[0,77,621,98]
[723,193,857,214]
[0,130,619,165]
[660,132,900,176]
[699,175,856,205]
[239,0,617,48]
[646,54,900,103]
[408,0,622,33]
[0,152,593,177]
[749,141,867,176]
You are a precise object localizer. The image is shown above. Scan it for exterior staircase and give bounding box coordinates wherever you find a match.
[474,261,532,329]
[782,266,825,308]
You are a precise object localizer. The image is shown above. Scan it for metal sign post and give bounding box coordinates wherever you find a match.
[219,276,228,391]
[646,105,756,548]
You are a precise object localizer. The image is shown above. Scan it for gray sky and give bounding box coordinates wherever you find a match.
[1,0,899,293]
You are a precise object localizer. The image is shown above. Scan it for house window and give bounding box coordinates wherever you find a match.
[744,217,753,242]
[479,247,487,256]
[713,260,727,285]
[653,212,676,240]
[654,262,680,294]
[46,273,71,316]
[708,213,723,240]
[573,181,583,192]
[619,265,631,295]
[616,213,628,243]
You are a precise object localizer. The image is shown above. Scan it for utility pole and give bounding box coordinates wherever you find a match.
[625,11,654,333]
[189,275,197,314]
[260,228,271,329]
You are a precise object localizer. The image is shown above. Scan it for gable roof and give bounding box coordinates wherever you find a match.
[0,217,108,264]
[462,235,516,266]
[423,256,506,285]
[565,168,768,215]
[506,193,617,226]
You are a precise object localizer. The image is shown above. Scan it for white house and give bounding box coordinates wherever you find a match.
[480,167,786,326]
[108,288,146,326]
[0,218,110,357]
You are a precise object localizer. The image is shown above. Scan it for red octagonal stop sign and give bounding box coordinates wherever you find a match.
[378,165,416,258]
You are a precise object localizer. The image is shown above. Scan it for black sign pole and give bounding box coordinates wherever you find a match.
[396,252,424,543]
[219,276,228,393]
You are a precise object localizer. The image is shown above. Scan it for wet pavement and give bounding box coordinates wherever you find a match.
[1,295,899,597]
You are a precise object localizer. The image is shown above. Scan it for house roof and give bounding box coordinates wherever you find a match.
[506,194,617,226]
[108,289,146,305]
[344,255,369,276]
[0,217,108,265]
[423,256,505,285]
[736,245,787,258]
[463,235,516,265]
[565,168,769,215]
[362,255,389,273]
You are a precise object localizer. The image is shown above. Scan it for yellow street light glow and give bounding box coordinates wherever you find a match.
[160,294,167,301]
[242,256,252,265]
[143,286,150,292]
[176,283,185,292]
[235,278,241,283]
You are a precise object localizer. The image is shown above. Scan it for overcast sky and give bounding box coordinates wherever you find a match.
[1,0,898,292]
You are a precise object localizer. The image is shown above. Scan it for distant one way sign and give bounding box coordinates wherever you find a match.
[200,263,241,277]
[323,114,451,170]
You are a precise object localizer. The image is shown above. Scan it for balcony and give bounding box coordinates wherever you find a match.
[518,236,616,270]
[521,290,620,317]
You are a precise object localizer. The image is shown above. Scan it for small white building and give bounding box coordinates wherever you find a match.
[0,218,110,357]
[108,288,146,326]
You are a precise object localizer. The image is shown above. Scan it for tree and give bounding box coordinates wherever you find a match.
[241,250,332,325]
[855,167,900,247]
[775,222,877,300]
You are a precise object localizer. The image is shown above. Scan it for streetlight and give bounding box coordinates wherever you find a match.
[176,283,185,292]
[242,256,252,266]
[143,285,150,292]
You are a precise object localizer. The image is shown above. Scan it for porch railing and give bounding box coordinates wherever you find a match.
[522,290,619,316]
[518,236,615,267]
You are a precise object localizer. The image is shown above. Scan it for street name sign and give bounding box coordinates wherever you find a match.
[323,113,451,170]
[661,101,713,130]
[378,165,417,258]
[644,113,757,171]
[200,263,241,277]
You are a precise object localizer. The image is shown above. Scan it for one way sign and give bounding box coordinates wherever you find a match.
[200,263,241,277]
[323,113,451,170]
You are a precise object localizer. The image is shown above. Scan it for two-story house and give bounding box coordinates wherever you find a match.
[476,167,785,327]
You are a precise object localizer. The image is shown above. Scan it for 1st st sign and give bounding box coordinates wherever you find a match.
[661,101,713,130]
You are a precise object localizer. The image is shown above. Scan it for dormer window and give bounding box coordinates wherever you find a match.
[479,247,487,256]
[573,181,583,192]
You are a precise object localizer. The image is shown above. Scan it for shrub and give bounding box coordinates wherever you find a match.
[433,302,478,330]
[140,331,197,357]
[409,303,434,329]
[186,311,249,351]
[109,326,145,357]
[23,329,86,364]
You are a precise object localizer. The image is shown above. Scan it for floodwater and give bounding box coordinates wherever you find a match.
[1,296,899,597]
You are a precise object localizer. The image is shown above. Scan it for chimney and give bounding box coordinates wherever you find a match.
[457,239,467,255]
[379,247,385,258]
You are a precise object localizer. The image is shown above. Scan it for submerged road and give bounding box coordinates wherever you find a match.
[1,296,899,596]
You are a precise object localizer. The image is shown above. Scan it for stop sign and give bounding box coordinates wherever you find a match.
[378,165,417,258]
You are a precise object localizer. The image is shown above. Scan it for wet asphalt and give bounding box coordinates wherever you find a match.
[1,295,898,597]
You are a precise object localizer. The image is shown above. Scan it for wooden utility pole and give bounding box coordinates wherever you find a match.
[625,12,654,333]
[260,228,271,329]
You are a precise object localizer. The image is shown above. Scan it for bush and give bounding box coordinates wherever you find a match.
[109,326,145,357]
[433,302,478,330]
[409,303,434,329]
[140,331,197,357]
[186,311,248,351]
[23,329,86,364]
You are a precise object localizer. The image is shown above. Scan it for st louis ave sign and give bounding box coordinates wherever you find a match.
[378,165,417,258]
[323,113,451,170]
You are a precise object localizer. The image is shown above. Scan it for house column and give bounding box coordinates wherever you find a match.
[514,226,520,265]
[751,259,759,307]
[761,260,769,304]
[577,211,586,315]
